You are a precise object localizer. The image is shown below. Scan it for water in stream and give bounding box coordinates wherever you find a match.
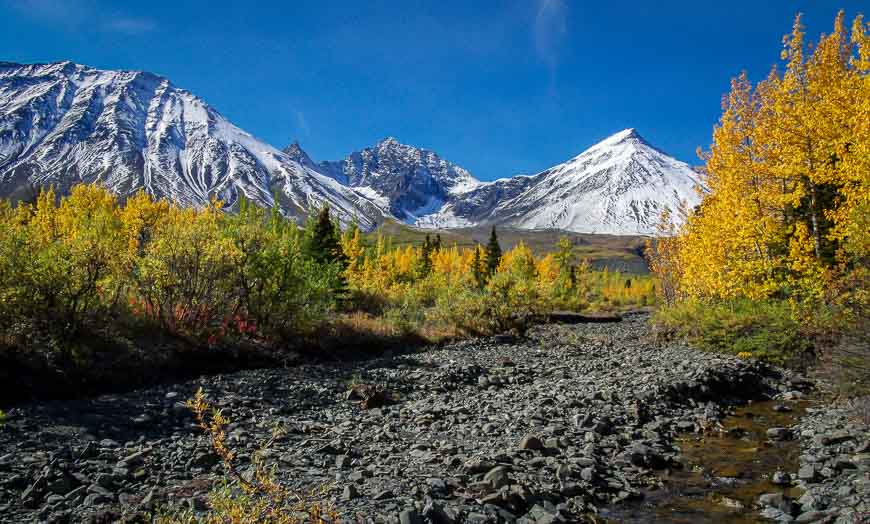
[602,400,807,523]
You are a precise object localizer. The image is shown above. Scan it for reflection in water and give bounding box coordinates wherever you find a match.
[602,400,807,523]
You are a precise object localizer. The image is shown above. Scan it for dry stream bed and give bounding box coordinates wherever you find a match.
[0,313,866,523]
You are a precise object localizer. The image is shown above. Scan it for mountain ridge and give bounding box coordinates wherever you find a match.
[0,60,702,235]
[0,60,387,229]
[296,127,702,235]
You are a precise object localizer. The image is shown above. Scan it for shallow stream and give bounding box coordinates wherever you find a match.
[602,400,807,523]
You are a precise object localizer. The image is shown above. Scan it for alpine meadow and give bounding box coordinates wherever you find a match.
[0,4,867,524]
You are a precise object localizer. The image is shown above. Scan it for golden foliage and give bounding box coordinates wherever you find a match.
[345,233,655,335]
[653,12,869,313]
[0,184,654,353]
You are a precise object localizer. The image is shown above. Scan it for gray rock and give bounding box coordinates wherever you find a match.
[46,474,78,495]
[423,500,455,524]
[795,510,828,523]
[21,476,46,503]
[399,509,423,524]
[373,489,394,501]
[818,432,854,446]
[772,470,791,485]
[798,465,818,482]
[519,435,544,451]
[798,492,826,511]
[759,492,798,516]
[82,493,109,507]
[760,506,794,521]
[342,485,359,501]
[483,466,511,489]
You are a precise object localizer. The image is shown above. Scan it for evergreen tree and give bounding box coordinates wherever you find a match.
[306,205,344,265]
[305,205,351,305]
[418,234,433,276]
[484,226,502,276]
[433,234,443,252]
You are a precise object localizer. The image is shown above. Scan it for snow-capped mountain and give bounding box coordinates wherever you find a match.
[0,61,700,236]
[413,129,703,235]
[292,137,481,223]
[0,61,386,229]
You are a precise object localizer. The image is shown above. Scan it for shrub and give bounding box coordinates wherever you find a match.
[653,298,815,366]
[0,186,126,344]
[226,200,339,341]
[156,388,338,524]
[132,203,238,338]
[0,184,651,367]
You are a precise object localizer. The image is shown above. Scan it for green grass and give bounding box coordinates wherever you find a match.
[652,298,815,367]
[0,410,6,424]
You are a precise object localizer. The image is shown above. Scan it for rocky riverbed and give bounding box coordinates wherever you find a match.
[0,312,851,523]
[756,397,870,523]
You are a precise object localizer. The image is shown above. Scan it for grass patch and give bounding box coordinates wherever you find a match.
[652,298,815,367]
[818,314,870,398]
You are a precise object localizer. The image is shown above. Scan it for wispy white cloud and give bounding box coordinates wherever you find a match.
[534,0,567,91]
[295,110,311,137]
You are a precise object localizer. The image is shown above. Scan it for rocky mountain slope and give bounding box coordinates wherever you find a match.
[413,129,704,235]
[287,137,481,223]
[0,61,385,229]
[1,61,702,235]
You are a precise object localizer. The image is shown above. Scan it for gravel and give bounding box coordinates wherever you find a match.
[756,397,870,523]
[0,313,797,523]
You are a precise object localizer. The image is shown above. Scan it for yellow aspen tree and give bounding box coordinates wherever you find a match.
[672,12,867,308]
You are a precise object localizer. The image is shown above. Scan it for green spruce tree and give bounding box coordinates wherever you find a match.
[306,205,344,265]
[484,226,502,276]
[305,205,350,305]
[418,234,433,277]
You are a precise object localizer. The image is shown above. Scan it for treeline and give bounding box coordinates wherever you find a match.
[0,185,654,357]
[649,12,868,372]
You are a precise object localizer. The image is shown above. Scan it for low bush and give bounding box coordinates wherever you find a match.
[156,388,338,524]
[652,298,815,367]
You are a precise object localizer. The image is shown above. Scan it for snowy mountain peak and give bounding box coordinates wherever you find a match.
[582,128,649,153]
[377,136,400,147]
[0,61,387,230]
[414,129,703,235]
[606,127,641,142]
[282,141,318,170]
[313,137,481,222]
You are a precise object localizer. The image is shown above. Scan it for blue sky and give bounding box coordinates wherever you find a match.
[1,1,864,180]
